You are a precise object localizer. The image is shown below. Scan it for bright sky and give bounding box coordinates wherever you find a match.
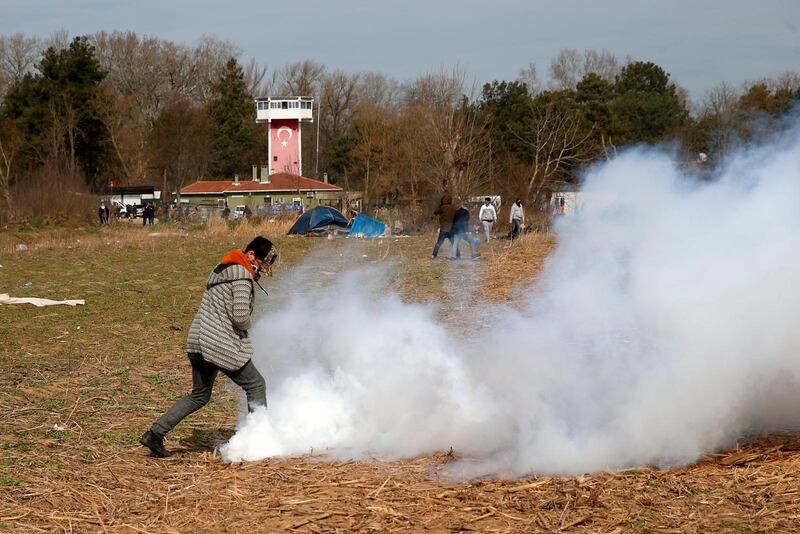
[3,0,799,102]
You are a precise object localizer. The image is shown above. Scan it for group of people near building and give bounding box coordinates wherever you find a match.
[431,195,526,259]
[98,201,175,225]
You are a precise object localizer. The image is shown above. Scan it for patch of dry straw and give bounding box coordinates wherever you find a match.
[483,232,556,302]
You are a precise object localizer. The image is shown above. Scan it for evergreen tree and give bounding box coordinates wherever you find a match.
[324,134,356,178]
[609,61,687,145]
[207,58,259,178]
[2,36,107,188]
[576,73,613,131]
[479,80,534,158]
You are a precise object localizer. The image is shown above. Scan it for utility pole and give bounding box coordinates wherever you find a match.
[315,98,321,179]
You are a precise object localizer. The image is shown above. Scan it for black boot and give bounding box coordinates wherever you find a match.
[139,430,170,458]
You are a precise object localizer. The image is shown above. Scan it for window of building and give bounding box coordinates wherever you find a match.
[263,196,272,204]
[273,156,278,162]
[270,102,280,109]
[281,101,288,109]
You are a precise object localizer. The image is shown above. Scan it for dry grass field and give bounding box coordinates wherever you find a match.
[1,221,799,533]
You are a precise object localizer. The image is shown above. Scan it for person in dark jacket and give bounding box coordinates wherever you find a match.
[431,193,457,258]
[98,203,109,224]
[451,205,480,260]
[140,236,274,458]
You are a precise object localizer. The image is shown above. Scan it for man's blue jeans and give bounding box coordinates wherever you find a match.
[432,229,454,257]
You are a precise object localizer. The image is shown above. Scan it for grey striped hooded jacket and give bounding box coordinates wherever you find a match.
[186,263,255,370]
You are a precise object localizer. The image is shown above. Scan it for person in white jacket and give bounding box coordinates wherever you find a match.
[509,199,524,240]
[478,197,497,242]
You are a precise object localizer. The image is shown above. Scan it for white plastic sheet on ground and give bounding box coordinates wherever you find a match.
[0,294,85,307]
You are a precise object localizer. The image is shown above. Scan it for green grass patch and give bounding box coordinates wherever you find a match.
[0,474,23,486]
[27,215,46,230]
[143,373,165,385]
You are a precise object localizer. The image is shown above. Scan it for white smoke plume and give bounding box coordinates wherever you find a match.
[222,124,800,477]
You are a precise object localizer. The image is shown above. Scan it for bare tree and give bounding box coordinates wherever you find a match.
[402,66,464,108]
[275,59,325,96]
[92,31,174,124]
[0,119,21,220]
[549,48,620,90]
[517,62,542,95]
[42,30,70,52]
[401,67,490,200]
[319,70,360,141]
[422,100,491,200]
[358,72,401,110]
[243,57,268,97]
[701,81,740,162]
[771,70,800,94]
[582,49,620,82]
[94,83,150,183]
[510,100,595,204]
[548,49,581,90]
[190,35,242,101]
[93,32,250,117]
[350,103,392,207]
[0,33,40,80]
[395,105,427,208]
[149,96,212,202]
[161,40,199,99]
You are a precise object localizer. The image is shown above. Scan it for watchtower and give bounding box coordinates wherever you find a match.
[255,96,314,176]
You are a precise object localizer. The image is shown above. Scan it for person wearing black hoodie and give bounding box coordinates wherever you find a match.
[451,204,480,260]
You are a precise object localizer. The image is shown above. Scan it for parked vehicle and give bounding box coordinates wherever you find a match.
[232,205,247,220]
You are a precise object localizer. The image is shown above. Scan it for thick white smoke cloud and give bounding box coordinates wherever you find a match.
[222,125,800,476]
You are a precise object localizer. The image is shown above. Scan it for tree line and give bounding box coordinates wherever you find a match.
[1,31,798,224]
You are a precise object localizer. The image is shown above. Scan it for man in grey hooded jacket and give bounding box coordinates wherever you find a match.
[140,236,273,457]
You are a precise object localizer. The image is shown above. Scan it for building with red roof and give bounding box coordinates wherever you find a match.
[180,172,344,213]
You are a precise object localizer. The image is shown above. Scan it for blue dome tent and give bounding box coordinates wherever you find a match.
[287,206,350,235]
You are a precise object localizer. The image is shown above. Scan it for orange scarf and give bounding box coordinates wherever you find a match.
[218,249,256,278]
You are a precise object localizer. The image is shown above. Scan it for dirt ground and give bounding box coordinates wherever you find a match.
[1,222,799,533]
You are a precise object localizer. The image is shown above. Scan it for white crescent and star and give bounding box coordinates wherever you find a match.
[276,126,293,148]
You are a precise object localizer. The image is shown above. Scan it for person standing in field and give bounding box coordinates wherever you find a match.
[510,199,525,240]
[431,193,457,259]
[479,197,497,242]
[139,236,275,458]
[452,204,480,260]
[98,203,109,224]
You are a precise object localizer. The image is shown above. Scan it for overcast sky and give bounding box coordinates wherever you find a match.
[2,0,799,102]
